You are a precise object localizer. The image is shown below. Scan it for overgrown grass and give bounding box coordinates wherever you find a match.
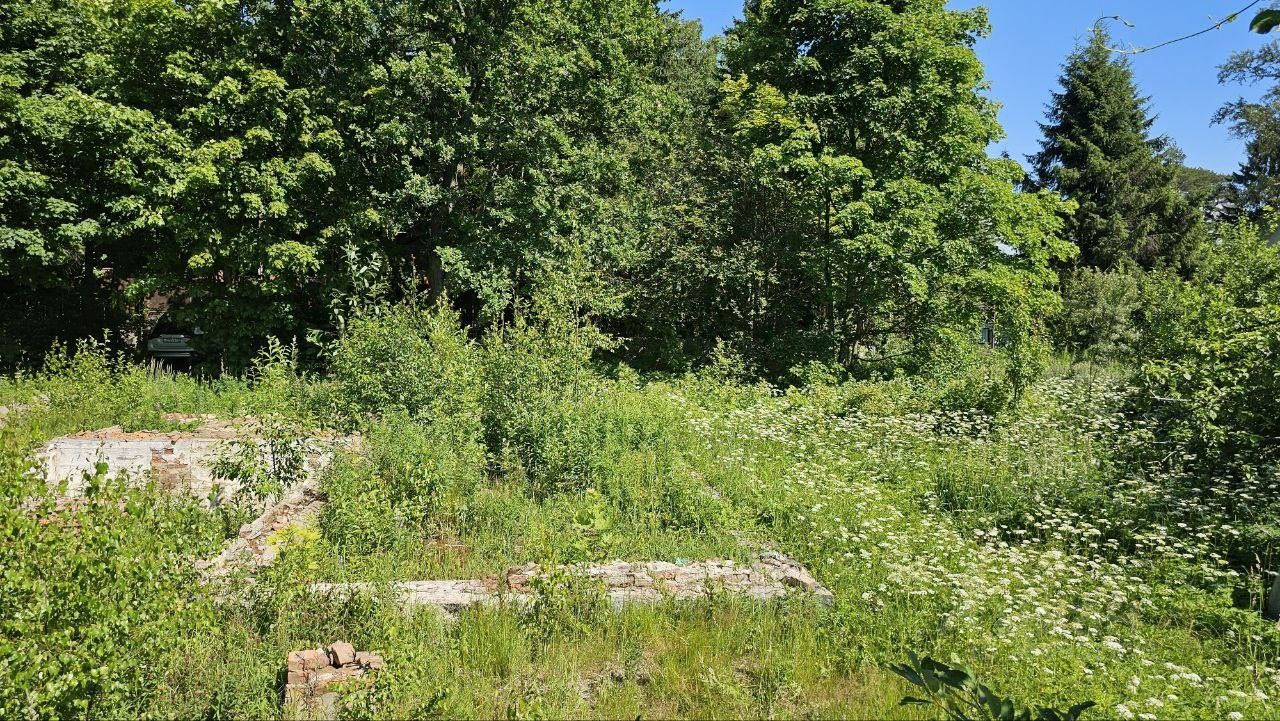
[2,313,1277,719]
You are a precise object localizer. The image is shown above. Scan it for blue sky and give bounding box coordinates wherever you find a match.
[661,0,1275,174]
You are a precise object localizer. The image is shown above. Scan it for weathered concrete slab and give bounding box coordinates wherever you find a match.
[37,417,346,502]
[311,552,835,612]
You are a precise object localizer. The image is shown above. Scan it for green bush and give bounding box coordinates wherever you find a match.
[322,411,486,554]
[1052,267,1142,364]
[917,336,1014,415]
[330,304,483,426]
[1131,219,1280,468]
[478,320,598,497]
[0,450,221,718]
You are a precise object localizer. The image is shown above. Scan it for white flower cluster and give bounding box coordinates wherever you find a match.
[681,372,1280,718]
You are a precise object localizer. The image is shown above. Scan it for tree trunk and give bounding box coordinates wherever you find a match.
[426,161,465,303]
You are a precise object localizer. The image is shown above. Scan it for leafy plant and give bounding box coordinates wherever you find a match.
[566,488,620,563]
[888,653,1095,721]
[521,566,608,645]
[211,413,314,506]
[1252,9,1280,34]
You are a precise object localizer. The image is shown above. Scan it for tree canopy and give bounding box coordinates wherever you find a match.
[1,0,1076,383]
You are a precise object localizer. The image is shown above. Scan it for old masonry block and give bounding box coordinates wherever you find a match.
[312,552,835,613]
[328,641,356,667]
[284,642,384,716]
[37,416,354,503]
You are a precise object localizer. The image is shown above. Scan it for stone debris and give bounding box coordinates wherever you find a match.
[311,552,834,612]
[199,479,327,576]
[755,550,832,601]
[36,418,350,503]
[284,642,383,718]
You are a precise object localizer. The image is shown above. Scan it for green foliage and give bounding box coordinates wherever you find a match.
[565,488,621,563]
[2,317,1280,718]
[0,0,184,362]
[32,338,242,433]
[629,0,1073,383]
[522,566,609,644]
[0,456,221,718]
[322,410,485,555]
[1215,36,1280,218]
[212,413,313,505]
[1031,26,1206,271]
[3,0,1277,717]
[323,306,487,553]
[890,653,1095,721]
[0,0,722,369]
[1132,218,1280,468]
[918,341,1014,415]
[1052,267,1142,363]
[1251,9,1280,34]
[1176,164,1232,213]
[330,303,482,427]
[477,318,598,497]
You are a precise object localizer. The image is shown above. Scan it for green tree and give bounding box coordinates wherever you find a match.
[1216,39,1280,218]
[0,0,711,368]
[1031,26,1205,271]
[700,0,1072,383]
[0,0,183,363]
[1134,218,1280,469]
[1175,162,1231,214]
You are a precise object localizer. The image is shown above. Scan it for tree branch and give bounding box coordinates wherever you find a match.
[1097,1,1265,55]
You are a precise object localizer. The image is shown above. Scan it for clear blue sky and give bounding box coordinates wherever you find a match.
[661,0,1275,174]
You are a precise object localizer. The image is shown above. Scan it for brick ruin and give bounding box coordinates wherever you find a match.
[37,417,839,713]
[285,642,385,718]
[36,415,347,502]
[311,552,834,612]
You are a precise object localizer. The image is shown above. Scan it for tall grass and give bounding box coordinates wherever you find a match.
[1,310,1276,719]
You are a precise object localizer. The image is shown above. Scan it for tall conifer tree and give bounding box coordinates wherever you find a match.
[1031,27,1204,270]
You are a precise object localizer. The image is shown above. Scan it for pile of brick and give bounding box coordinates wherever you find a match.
[285,642,384,716]
[200,479,327,577]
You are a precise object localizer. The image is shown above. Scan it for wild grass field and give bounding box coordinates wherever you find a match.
[3,308,1277,720]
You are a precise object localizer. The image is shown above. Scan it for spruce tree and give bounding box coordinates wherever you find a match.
[1031,27,1204,270]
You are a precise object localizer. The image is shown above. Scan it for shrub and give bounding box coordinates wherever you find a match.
[917,335,1014,415]
[322,411,486,554]
[889,653,1095,721]
[330,304,482,426]
[522,566,609,644]
[0,450,221,718]
[478,319,597,497]
[1052,267,1142,364]
[1131,219,1280,469]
